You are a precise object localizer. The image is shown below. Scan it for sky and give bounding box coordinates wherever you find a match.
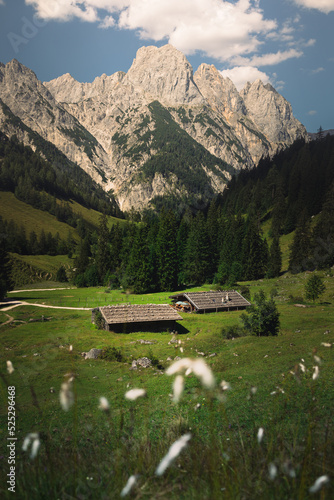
[0,0,333,132]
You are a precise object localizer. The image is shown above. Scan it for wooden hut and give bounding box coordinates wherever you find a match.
[169,290,251,314]
[92,303,183,332]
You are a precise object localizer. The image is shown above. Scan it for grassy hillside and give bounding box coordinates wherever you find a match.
[0,272,333,499]
[0,191,126,239]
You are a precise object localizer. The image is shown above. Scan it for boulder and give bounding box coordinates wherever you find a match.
[83,348,103,360]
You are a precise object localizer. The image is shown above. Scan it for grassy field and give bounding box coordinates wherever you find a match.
[0,272,333,499]
[0,191,126,241]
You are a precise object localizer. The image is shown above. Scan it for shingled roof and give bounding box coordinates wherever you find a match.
[99,304,183,324]
[169,290,251,312]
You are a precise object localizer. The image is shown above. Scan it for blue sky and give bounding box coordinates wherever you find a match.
[0,0,333,132]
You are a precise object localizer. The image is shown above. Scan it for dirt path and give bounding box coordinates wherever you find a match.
[0,312,14,327]
[9,288,75,293]
[0,300,91,312]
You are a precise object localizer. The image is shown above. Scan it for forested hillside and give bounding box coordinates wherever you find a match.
[0,130,121,218]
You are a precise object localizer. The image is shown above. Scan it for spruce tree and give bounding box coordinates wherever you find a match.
[183,212,212,285]
[241,217,268,280]
[288,209,311,273]
[96,213,111,283]
[156,209,178,291]
[267,236,282,278]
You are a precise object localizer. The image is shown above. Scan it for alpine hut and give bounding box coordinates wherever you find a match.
[169,290,251,314]
[92,303,183,333]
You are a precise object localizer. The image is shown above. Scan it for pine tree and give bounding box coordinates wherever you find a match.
[288,209,311,273]
[183,212,213,285]
[124,224,153,294]
[156,209,178,291]
[96,213,111,283]
[266,236,282,278]
[241,217,268,280]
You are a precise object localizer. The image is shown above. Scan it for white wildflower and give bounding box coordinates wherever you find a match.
[69,345,73,352]
[22,432,40,459]
[313,355,321,364]
[165,358,193,376]
[270,391,277,396]
[59,379,74,411]
[155,433,191,476]
[257,427,264,444]
[6,360,14,374]
[98,396,110,411]
[173,375,184,403]
[185,367,192,376]
[194,403,201,410]
[312,366,320,380]
[220,380,231,391]
[191,358,215,389]
[321,342,332,347]
[120,474,138,497]
[309,475,330,494]
[299,363,306,373]
[268,463,277,480]
[125,388,146,401]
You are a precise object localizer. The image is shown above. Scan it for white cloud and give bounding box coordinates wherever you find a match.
[220,66,271,90]
[25,0,279,62]
[99,15,115,28]
[311,67,325,74]
[0,0,5,5]
[292,0,334,14]
[232,48,303,67]
[308,110,317,115]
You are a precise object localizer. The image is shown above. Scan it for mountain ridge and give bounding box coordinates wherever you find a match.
[0,44,308,212]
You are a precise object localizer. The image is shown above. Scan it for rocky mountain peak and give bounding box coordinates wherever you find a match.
[240,78,304,143]
[125,44,204,106]
[194,63,246,117]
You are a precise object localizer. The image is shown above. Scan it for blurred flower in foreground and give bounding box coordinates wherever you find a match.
[309,475,329,494]
[268,463,277,480]
[257,427,264,443]
[155,433,191,476]
[120,474,139,497]
[166,358,215,389]
[98,396,110,412]
[6,360,14,374]
[220,380,231,391]
[125,388,146,401]
[312,366,319,380]
[173,375,184,403]
[60,377,74,411]
[22,432,40,459]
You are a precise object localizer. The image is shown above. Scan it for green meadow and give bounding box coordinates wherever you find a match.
[0,273,333,499]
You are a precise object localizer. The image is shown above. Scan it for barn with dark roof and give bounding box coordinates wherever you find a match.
[169,290,251,313]
[92,303,183,332]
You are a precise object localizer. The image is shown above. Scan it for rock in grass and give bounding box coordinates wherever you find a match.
[83,348,103,360]
[136,357,152,368]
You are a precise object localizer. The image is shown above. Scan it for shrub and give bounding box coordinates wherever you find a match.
[102,346,125,362]
[241,290,280,336]
[221,324,248,339]
[94,310,105,330]
[56,265,68,282]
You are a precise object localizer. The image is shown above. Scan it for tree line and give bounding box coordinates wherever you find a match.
[73,205,278,292]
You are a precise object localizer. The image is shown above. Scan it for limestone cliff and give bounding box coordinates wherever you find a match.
[0,45,308,212]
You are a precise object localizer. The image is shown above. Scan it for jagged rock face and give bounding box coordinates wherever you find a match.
[240,80,306,145]
[124,45,204,106]
[0,59,115,186]
[0,45,308,212]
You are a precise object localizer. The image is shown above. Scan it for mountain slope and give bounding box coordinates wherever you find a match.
[0,45,307,211]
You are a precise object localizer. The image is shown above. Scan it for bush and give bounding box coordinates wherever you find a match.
[241,290,280,336]
[102,346,125,362]
[56,265,68,282]
[94,310,105,330]
[221,324,248,339]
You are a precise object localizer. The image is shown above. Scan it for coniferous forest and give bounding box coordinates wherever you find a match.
[1,131,334,294]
